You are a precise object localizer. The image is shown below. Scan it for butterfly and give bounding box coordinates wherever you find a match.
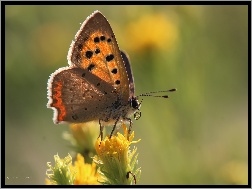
[47,10,176,140]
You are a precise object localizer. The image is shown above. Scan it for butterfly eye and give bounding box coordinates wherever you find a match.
[131,97,139,109]
[131,97,141,120]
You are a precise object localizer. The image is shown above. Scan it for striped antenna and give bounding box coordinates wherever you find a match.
[138,88,177,98]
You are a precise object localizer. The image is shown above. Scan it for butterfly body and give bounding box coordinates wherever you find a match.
[47,11,140,130]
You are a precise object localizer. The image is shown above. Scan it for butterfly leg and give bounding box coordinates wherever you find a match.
[109,117,120,138]
[126,171,136,184]
[98,119,104,141]
[126,117,132,140]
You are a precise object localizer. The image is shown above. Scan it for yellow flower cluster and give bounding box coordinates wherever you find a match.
[46,153,101,185]
[46,125,140,185]
[94,125,141,185]
[70,153,101,185]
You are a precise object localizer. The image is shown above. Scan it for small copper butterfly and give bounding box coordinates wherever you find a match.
[47,10,176,140]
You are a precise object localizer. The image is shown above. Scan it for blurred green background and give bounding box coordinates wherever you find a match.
[5,5,248,185]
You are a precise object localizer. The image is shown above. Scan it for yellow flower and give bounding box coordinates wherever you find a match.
[125,13,179,53]
[63,122,100,163]
[46,154,75,185]
[219,160,248,184]
[70,153,102,185]
[94,124,141,185]
[46,153,102,185]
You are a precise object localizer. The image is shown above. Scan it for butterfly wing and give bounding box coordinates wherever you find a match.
[121,51,135,98]
[47,67,117,123]
[48,11,132,124]
[68,11,130,103]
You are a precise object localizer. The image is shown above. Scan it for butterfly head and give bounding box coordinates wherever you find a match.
[129,96,142,120]
[128,88,177,121]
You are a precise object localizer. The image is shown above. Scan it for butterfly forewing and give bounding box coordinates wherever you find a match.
[68,11,130,103]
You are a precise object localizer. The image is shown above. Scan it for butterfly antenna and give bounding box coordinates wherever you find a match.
[139,88,177,98]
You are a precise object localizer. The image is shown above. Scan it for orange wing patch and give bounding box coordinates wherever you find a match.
[51,81,66,122]
[79,31,121,86]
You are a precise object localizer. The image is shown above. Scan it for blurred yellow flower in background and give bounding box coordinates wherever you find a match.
[124,12,179,53]
[63,122,100,163]
[218,160,248,184]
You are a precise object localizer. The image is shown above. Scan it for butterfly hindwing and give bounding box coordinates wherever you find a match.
[121,51,135,98]
[48,67,118,123]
